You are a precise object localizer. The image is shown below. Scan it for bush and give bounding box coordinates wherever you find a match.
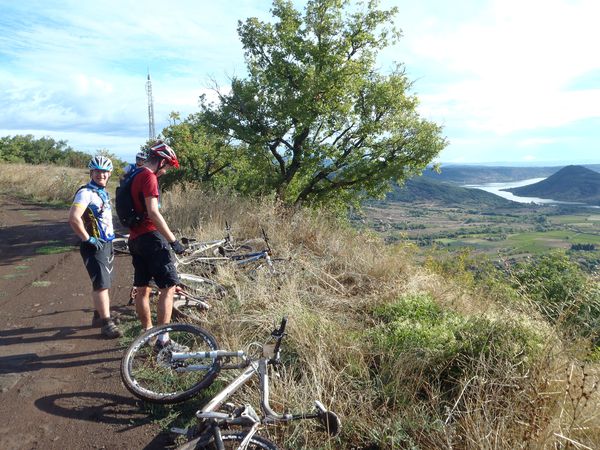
[511,252,600,342]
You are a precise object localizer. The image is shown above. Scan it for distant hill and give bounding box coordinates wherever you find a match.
[380,176,517,207]
[505,165,600,205]
[422,164,600,184]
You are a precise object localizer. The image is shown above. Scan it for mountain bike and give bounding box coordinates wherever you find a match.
[176,229,289,278]
[120,318,341,449]
[113,222,248,257]
[128,273,227,323]
[180,222,253,258]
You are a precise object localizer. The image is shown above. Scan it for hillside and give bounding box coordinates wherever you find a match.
[505,165,600,205]
[422,164,600,184]
[381,176,517,207]
[3,163,600,450]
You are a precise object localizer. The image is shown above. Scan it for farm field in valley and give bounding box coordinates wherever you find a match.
[361,202,600,265]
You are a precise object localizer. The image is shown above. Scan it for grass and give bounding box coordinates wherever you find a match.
[35,244,74,255]
[3,163,600,449]
[0,163,87,205]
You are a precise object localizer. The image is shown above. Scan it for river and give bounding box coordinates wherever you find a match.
[462,178,582,205]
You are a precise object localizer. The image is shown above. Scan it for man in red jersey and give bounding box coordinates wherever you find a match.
[127,140,187,351]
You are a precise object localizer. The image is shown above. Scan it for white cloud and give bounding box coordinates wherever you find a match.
[1,0,599,164]
[400,0,600,134]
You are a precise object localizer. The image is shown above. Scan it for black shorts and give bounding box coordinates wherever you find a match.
[80,240,114,291]
[128,231,179,289]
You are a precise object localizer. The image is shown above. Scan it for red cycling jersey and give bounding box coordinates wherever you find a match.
[129,167,159,240]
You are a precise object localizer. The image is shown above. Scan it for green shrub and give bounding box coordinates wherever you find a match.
[511,251,600,342]
[366,293,543,407]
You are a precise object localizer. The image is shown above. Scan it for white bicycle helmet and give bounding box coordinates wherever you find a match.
[136,151,147,160]
[88,155,113,171]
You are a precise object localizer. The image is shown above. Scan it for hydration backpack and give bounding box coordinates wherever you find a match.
[115,168,145,227]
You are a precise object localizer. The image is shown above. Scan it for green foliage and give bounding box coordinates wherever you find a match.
[0,134,127,173]
[510,251,600,341]
[198,0,447,209]
[159,113,240,190]
[366,293,543,406]
[0,134,91,167]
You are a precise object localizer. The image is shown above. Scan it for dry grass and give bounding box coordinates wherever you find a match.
[0,163,88,204]
[3,164,600,449]
[159,186,600,449]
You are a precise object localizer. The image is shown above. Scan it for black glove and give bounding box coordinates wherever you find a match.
[84,236,105,251]
[169,239,186,255]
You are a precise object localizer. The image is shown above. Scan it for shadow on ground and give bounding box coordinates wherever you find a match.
[35,392,176,449]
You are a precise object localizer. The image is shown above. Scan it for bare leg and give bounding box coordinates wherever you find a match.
[157,285,176,326]
[92,289,111,319]
[135,286,153,330]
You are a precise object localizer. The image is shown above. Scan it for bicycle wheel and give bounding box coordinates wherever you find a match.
[172,297,209,323]
[177,431,279,450]
[178,274,226,300]
[112,237,130,254]
[120,323,221,404]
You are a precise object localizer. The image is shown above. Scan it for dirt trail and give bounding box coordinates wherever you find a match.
[0,195,170,449]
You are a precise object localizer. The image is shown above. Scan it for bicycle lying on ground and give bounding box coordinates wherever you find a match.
[175,229,288,278]
[120,318,341,449]
[128,273,227,322]
[113,222,249,257]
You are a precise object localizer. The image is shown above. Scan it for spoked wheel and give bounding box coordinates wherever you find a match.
[177,431,280,450]
[172,297,209,323]
[178,274,226,300]
[120,323,221,404]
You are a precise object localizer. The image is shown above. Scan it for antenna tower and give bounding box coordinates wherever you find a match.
[146,72,156,141]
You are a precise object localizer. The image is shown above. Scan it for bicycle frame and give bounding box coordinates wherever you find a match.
[170,318,340,448]
[175,249,276,274]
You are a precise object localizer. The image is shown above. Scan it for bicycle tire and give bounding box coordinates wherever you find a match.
[177,431,280,450]
[178,274,226,300]
[112,238,130,254]
[120,323,221,404]
[172,297,209,323]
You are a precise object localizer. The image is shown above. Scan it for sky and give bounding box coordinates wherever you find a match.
[1,0,599,165]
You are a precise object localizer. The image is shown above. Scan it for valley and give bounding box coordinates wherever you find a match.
[362,202,600,268]
[360,164,600,271]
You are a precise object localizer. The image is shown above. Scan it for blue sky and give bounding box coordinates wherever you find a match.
[1,0,599,165]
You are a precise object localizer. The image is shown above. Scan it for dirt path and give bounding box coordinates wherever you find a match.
[0,196,171,449]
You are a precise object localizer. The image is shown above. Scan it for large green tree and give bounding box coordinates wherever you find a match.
[160,113,237,190]
[200,0,447,208]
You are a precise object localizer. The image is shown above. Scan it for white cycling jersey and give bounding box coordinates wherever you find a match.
[72,182,115,241]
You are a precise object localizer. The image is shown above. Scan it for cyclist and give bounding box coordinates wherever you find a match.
[68,155,122,339]
[126,140,186,350]
[120,150,147,182]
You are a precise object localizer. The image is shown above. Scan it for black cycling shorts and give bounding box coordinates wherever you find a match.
[80,240,114,291]
[128,231,179,289]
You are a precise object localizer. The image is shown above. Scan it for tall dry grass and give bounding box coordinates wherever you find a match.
[2,164,600,449]
[0,163,88,204]
[159,185,600,449]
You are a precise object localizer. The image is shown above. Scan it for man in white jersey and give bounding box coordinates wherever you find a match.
[68,155,122,338]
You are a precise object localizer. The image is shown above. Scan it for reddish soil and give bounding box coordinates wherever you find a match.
[0,195,171,449]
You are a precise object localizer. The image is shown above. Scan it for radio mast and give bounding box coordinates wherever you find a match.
[146,72,156,140]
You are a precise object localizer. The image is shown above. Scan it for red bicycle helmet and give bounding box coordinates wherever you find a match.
[148,140,180,168]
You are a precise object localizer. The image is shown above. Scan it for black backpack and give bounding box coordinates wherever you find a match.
[115,168,145,227]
